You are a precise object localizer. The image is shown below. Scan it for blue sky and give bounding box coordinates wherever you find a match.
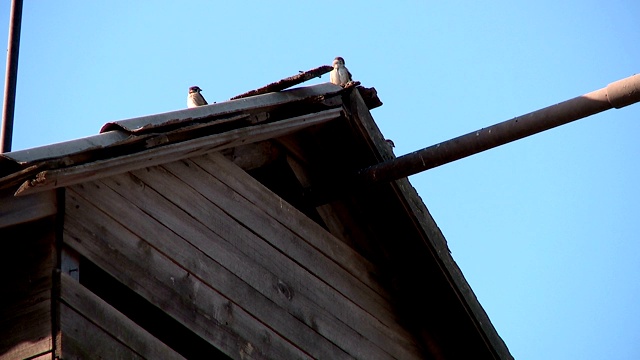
[2,2,639,358]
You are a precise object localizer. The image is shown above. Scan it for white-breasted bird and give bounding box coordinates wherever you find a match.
[330,56,352,86]
[187,86,208,108]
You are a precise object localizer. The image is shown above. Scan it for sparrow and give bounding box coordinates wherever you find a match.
[187,86,208,108]
[330,56,352,86]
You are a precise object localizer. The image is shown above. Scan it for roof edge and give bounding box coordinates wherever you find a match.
[100,82,343,134]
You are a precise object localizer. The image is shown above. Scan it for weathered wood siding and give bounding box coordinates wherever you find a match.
[0,217,56,360]
[0,190,57,229]
[62,151,424,359]
[59,273,185,359]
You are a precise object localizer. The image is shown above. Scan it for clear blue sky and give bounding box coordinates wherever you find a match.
[2,2,639,358]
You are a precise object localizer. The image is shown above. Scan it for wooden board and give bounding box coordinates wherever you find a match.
[0,189,56,229]
[139,158,420,358]
[84,169,405,359]
[17,109,343,197]
[60,273,185,359]
[282,151,375,259]
[186,154,424,352]
[0,301,52,360]
[30,351,55,360]
[0,219,55,360]
[68,178,354,359]
[221,141,281,171]
[63,190,311,360]
[134,162,412,357]
[60,302,144,360]
[166,159,391,308]
[197,152,391,304]
[63,159,422,358]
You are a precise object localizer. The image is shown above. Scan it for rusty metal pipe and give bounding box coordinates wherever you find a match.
[1,0,24,153]
[356,74,640,186]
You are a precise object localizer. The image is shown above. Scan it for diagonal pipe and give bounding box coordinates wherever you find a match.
[356,73,640,186]
[304,74,640,205]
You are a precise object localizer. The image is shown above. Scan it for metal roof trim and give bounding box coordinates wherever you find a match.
[1,83,342,167]
[100,82,343,134]
[1,130,131,165]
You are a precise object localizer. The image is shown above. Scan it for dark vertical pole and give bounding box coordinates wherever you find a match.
[1,0,24,153]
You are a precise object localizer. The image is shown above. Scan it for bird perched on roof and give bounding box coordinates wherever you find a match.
[187,86,208,108]
[330,56,352,86]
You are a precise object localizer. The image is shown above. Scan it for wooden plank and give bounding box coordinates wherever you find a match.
[275,136,382,257]
[16,108,343,197]
[154,159,421,358]
[0,219,55,360]
[63,191,310,360]
[0,162,48,192]
[29,351,54,360]
[221,141,281,171]
[347,89,513,358]
[60,273,185,360]
[67,179,353,360]
[87,170,393,359]
[60,302,144,360]
[30,351,55,360]
[273,136,378,253]
[163,158,393,316]
[284,152,369,252]
[196,152,392,306]
[0,306,52,360]
[0,189,56,228]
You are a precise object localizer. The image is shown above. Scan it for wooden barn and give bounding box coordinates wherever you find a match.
[0,74,513,359]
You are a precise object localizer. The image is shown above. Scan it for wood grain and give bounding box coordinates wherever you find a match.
[70,177,354,359]
[0,219,55,360]
[60,302,144,360]
[63,189,310,360]
[198,152,390,304]
[158,158,420,358]
[60,273,185,360]
[0,190,56,228]
[96,167,403,359]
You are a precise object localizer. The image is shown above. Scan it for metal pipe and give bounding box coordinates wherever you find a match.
[356,74,640,186]
[1,0,24,153]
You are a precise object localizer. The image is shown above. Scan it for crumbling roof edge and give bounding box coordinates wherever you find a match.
[2,83,344,167]
[1,130,130,165]
[100,82,343,134]
[229,65,333,100]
